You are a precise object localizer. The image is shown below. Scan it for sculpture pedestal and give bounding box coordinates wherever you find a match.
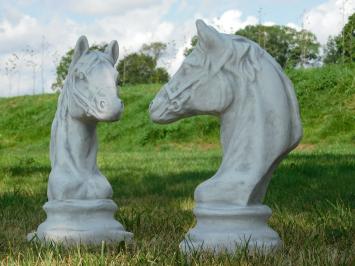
[180,204,281,254]
[28,199,133,245]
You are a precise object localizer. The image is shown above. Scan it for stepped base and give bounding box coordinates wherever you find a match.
[27,199,133,245]
[180,204,281,254]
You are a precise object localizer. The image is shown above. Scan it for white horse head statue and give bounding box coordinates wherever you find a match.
[150,20,302,207]
[48,36,122,200]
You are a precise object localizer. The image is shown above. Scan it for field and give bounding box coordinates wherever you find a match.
[0,64,354,265]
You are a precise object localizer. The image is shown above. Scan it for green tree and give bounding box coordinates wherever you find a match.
[184,25,320,68]
[323,36,339,64]
[338,12,355,63]
[52,44,107,90]
[335,13,355,63]
[153,67,170,83]
[117,52,169,85]
[184,36,198,57]
[140,42,167,61]
[324,12,354,64]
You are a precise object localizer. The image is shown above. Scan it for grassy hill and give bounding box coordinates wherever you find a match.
[0,64,354,154]
[0,64,354,264]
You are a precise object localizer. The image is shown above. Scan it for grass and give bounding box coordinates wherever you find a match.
[0,64,354,265]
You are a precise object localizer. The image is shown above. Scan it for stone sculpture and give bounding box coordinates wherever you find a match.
[28,36,132,245]
[149,20,302,253]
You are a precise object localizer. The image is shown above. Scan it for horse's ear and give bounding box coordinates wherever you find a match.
[69,36,89,72]
[196,19,232,74]
[105,40,119,64]
[196,19,224,52]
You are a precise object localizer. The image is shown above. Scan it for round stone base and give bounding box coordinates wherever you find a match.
[180,204,281,254]
[27,199,133,245]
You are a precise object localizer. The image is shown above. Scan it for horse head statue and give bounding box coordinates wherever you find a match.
[150,20,302,207]
[48,36,122,200]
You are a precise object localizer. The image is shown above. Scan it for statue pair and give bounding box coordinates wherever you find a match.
[29,20,302,254]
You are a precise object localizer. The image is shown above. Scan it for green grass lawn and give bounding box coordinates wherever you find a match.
[0,64,354,265]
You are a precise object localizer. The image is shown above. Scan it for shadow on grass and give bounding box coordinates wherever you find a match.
[267,153,354,210]
[0,152,353,235]
[0,152,353,262]
[105,152,355,212]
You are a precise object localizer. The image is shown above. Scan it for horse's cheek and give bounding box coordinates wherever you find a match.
[206,86,231,113]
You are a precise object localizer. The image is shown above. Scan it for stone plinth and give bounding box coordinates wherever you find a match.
[28,199,132,245]
[180,205,281,253]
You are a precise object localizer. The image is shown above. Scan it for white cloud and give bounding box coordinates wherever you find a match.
[304,0,355,44]
[263,21,276,27]
[286,22,301,31]
[166,9,260,75]
[0,14,40,54]
[2,0,352,97]
[67,0,167,16]
[0,1,175,96]
[0,4,267,97]
[211,10,258,33]
[80,4,175,52]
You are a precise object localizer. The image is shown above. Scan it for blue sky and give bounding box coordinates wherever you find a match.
[0,0,354,97]
[1,0,331,26]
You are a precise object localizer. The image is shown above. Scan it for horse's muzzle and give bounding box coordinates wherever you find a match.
[95,97,123,122]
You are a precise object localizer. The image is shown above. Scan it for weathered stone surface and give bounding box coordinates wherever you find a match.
[150,19,302,253]
[28,36,132,245]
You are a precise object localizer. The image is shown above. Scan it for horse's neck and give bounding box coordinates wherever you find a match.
[219,87,264,177]
[217,63,301,205]
[51,113,98,174]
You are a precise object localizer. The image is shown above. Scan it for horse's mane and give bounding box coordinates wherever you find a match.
[221,35,285,84]
[218,34,302,150]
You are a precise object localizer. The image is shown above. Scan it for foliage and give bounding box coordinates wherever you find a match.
[183,35,198,56]
[324,12,355,64]
[140,42,167,61]
[286,64,354,145]
[117,53,156,85]
[323,36,339,64]
[153,67,169,83]
[1,64,354,152]
[51,44,107,90]
[117,53,169,85]
[117,42,169,85]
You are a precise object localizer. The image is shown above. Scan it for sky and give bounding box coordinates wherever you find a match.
[0,0,354,97]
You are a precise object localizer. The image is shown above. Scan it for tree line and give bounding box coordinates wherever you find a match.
[185,12,354,68]
[52,12,354,89]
